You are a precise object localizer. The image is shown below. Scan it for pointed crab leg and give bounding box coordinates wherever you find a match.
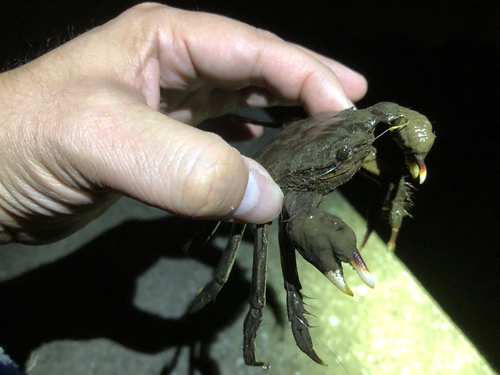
[278,213,326,367]
[386,176,414,253]
[386,226,400,253]
[188,223,246,314]
[357,169,388,252]
[358,158,415,252]
[243,223,271,369]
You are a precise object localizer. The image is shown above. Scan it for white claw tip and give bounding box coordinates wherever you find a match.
[353,263,375,288]
[419,168,427,184]
[351,250,375,289]
[324,270,353,296]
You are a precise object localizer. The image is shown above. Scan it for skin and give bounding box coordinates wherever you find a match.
[0,3,367,245]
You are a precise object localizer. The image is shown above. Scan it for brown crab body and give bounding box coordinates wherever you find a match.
[189,102,435,369]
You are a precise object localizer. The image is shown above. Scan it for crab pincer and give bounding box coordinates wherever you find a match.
[370,102,436,185]
[286,209,374,296]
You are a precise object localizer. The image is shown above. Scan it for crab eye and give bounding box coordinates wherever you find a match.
[335,146,351,162]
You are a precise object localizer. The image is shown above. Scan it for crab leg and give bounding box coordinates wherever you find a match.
[386,175,414,252]
[357,169,390,251]
[188,223,246,314]
[278,212,326,366]
[358,167,414,252]
[243,223,271,369]
[359,146,415,252]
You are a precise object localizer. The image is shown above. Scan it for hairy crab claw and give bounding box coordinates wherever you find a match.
[388,121,428,184]
[387,108,435,185]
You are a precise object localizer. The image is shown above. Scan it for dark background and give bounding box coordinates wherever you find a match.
[1,0,499,371]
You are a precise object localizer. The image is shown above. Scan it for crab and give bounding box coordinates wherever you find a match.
[188,102,435,368]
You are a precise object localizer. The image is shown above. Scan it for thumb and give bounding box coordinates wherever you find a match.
[61,100,283,224]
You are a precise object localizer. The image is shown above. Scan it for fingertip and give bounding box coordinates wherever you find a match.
[299,64,354,114]
[295,47,368,110]
[342,70,368,103]
[245,124,265,138]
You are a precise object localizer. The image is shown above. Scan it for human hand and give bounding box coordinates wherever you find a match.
[0,3,367,244]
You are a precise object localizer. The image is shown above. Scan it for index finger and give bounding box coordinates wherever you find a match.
[293,45,368,103]
[97,4,366,114]
[165,9,358,113]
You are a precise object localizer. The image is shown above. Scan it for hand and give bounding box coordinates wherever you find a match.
[0,3,367,244]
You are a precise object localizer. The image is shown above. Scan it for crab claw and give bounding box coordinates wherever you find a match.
[406,154,427,184]
[287,210,375,296]
[325,269,353,296]
[350,249,375,288]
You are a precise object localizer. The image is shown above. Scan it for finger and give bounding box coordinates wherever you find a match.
[293,45,368,103]
[55,89,282,224]
[167,13,353,114]
[86,5,359,114]
[161,86,283,126]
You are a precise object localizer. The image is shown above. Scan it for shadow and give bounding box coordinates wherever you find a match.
[0,217,284,374]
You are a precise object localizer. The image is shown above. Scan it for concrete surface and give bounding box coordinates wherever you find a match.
[1,194,496,375]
